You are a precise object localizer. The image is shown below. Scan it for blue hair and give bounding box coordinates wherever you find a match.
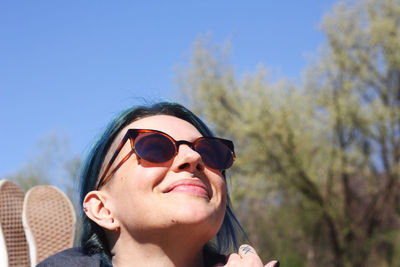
[79,102,245,262]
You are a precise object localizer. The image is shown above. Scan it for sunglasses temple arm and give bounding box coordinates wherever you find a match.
[97,134,131,189]
[97,150,135,189]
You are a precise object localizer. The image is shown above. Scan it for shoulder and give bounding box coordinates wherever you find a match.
[36,247,110,267]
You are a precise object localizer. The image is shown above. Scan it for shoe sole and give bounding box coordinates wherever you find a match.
[23,185,76,266]
[0,180,30,266]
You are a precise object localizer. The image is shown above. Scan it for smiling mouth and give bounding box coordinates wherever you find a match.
[164,179,210,198]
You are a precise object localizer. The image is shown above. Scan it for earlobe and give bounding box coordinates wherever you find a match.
[83,191,120,231]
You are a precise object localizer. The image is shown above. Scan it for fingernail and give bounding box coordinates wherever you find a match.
[274,260,280,267]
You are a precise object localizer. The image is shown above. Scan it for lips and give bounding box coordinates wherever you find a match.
[163,178,210,198]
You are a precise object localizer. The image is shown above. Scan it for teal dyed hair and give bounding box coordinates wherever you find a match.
[79,102,245,262]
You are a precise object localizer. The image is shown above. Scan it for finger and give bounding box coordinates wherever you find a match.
[225,252,241,261]
[238,244,257,257]
[222,253,241,266]
[238,244,263,265]
[264,260,280,267]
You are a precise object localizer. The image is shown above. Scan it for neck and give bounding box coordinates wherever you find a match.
[110,227,209,267]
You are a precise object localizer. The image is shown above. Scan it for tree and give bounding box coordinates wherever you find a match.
[305,0,400,265]
[4,132,82,245]
[176,0,400,266]
[5,133,81,202]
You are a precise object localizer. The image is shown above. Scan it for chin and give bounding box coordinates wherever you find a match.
[169,201,225,228]
[159,191,226,228]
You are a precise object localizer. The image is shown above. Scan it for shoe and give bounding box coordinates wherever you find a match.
[0,180,30,266]
[23,185,76,266]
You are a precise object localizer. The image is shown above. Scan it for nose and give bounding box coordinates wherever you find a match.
[172,144,205,172]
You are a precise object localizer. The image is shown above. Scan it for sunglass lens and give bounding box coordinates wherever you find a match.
[195,139,234,170]
[134,132,176,163]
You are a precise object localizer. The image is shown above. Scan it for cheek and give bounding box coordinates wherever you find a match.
[216,177,228,216]
[218,180,227,201]
[220,184,227,212]
[209,173,227,214]
[119,161,169,189]
[214,181,228,232]
[107,165,169,211]
[211,172,227,197]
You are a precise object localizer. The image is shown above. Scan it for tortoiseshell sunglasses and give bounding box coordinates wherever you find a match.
[97,129,236,189]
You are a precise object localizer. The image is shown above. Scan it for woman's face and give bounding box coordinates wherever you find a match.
[101,115,227,239]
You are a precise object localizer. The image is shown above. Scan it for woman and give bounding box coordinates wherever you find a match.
[39,102,279,266]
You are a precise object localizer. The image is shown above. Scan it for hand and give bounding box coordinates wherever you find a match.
[218,244,279,267]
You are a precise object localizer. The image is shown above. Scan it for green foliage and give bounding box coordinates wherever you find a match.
[4,133,81,201]
[4,132,83,245]
[6,166,50,193]
[177,0,400,266]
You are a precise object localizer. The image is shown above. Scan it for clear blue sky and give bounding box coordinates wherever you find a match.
[0,0,338,178]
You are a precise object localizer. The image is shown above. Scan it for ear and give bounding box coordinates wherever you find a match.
[83,191,120,231]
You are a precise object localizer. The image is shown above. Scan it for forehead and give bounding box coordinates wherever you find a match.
[126,115,203,140]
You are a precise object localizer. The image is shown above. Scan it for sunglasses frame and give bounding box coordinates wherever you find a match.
[96,129,236,189]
